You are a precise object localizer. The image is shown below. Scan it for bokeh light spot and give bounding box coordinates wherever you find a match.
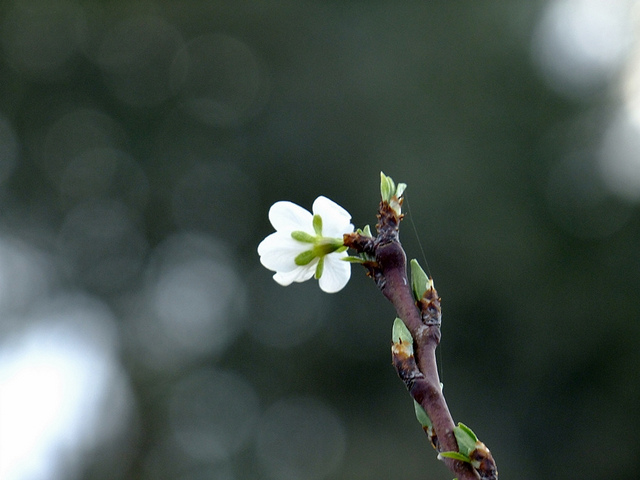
[58,199,148,293]
[168,368,259,462]
[0,295,134,480]
[42,108,126,188]
[59,147,118,200]
[127,232,245,371]
[0,237,52,320]
[531,0,634,98]
[97,15,185,107]
[171,33,269,127]
[621,39,640,128]
[0,114,18,185]
[58,146,149,209]
[598,112,640,202]
[249,267,328,349]
[545,151,632,237]
[172,162,257,243]
[256,396,346,480]
[1,1,86,79]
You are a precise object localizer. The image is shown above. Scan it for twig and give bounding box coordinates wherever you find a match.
[344,199,493,480]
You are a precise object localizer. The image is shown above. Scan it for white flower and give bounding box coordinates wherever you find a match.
[258,196,354,293]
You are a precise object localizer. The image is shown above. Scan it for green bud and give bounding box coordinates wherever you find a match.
[453,423,478,457]
[381,172,407,215]
[438,423,481,465]
[413,400,432,429]
[380,171,407,202]
[410,259,429,301]
[392,317,413,345]
[380,171,395,202]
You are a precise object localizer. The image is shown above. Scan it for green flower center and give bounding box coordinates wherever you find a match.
[291,214,346,268]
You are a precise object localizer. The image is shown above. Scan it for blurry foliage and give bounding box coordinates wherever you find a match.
[0,1,639,480]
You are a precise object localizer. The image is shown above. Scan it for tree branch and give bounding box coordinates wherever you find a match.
[378,240,479,480]
[343,199,490,480]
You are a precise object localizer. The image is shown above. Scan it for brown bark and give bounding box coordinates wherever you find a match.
[343,200,485,480]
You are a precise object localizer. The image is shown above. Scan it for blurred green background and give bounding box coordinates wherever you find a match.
[0,1,639,479]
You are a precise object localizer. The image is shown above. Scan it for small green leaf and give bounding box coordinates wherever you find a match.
[457,422,478,442]
[380,171,398,202]
[362,224,373,237]
[314,256,324,279]
[439,451,470,463]
[312,214,323,235]
[410,259,429,301]
[380,172,391,202]
[392,317,413,345]
[291,231,316,243]
[388,177,396,197]
[453,423,478,457]
[294,250,315,266]
[396,182,407,198]
[413,400,432,428]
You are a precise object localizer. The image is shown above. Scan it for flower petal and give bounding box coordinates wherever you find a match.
[317,251,351,293]
[273,262,317,286]
[269,201,313,233]
[312,196,354,237]
[258,232,309,273]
